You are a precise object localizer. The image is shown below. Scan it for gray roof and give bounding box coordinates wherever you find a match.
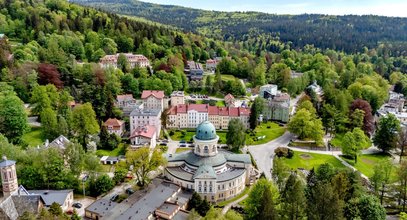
[116,182,180,220]
[168,150,251,168]
[194,165,216,179]
[130,108,160,117]
[47,135,71,150]
[0,157,16,167]
[168,191,192,207]
[86,199,118,216]
[156,202,179,216]
[28,190,72,206]
[173,210,190,220]
[166,166,246,182]
[12,195,43,216]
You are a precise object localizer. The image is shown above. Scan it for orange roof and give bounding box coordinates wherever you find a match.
[117,94,134,101]
[141,90,165,99]
[169,104,251,116]
[104,118,124,127]
[224,93,234,101]
[208,106,219,115]
[130,125,156,139]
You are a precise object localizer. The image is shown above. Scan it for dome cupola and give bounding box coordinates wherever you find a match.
[195,121,217,140]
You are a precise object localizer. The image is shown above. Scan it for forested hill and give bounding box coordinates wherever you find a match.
[72,0,407,53]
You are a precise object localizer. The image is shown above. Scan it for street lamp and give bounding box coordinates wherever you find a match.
[82,175,88,198]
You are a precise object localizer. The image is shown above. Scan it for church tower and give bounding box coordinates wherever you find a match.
[0,156,18,196]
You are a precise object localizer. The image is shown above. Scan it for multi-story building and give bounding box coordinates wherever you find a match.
[377,91,407,126]
[129,125,157,148]
[259,84,278,99]
[116,94,136,108]
[170,91,185,106]
[165,121,257,202]
[130,108,161,137]
[167,104,250,129]
[103,118,125,137]
[99,53,150,69]
[185,61,204,81]
[141,90,165,112]
[263,92,291,123]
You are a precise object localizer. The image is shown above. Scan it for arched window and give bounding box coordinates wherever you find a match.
[204,146,209,153]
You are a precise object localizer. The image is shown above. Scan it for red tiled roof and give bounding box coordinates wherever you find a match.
[177,104,187,114]
[218,107,228,116]
[141,90,165,99]
[104,118,124,127]
[188,104,208,112]
[117,94,134,101]
[130,125,156,139]
[224,93,234,101]
[208,106,219,115]
[206,59,217,64]
[239,107,250,116]
[228,107,239,117]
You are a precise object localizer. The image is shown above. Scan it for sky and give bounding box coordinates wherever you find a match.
[140,0,407,17]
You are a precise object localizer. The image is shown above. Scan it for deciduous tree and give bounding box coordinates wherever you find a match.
[71,103,100,146]
[226,118,246,152]
[373,114,400,153]
[0,92,28,144]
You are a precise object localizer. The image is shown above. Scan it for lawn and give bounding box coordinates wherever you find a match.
[216,187,250,207]
[169,130,227,144]
[281,151,346,170]
[175,148,192,153]
[331,133,372,148]
[246,122,286,145]
[96,144,126,157]
[215,100,225,107]
[221,74,235,81]
[340,153,394,178]
[22,126,45,147]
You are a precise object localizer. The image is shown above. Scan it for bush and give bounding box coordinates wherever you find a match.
[267,126,271,129]
[274,147,294,158]
[181,130,187,136]
[169,130,175,136]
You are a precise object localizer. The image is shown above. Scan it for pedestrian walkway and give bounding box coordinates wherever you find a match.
[221,194,248,214]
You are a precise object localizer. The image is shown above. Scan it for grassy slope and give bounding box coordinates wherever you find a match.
[282,151,346,170]
[246,122,286,145]
[331,133,372,148]
[341,153,394,178]
[22,126,45,147]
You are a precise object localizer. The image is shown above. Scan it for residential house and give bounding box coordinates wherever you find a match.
[167,104,250,129]
[142,90,165,112]
[205,58,222,71]
[308,80,323,96]
[116,94,136,108]
[130,125,157,148]
[263,92,291,123]
[185,61,204,81]
[130,108,161,137]
[28,190,74,212]
[224,93,235,107]
[259,84,278,99]
[377,91,407,126]
[45,135,71,151]
[170,91,185,106]
[103,118,125,137]
[99,53,150,69]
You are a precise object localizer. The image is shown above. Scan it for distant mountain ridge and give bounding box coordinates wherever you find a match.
[72,0,407,53]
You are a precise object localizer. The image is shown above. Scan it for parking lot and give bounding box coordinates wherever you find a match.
[73,196,95,217]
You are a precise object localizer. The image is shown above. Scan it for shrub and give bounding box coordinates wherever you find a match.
[274,147,294,158]
[169,130,175,136]
[267,126,271,129]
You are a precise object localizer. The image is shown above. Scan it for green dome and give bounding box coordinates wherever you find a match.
[195,121,217,140]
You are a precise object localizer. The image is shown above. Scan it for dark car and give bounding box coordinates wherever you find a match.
[126,188,135,195]
[180,140,186,144]
[72,202,82,209]
[180,144,187,147]
[159,143,167,146]
[110,194,118,201]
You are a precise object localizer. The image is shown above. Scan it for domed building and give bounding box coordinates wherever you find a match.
[165,121,256,202]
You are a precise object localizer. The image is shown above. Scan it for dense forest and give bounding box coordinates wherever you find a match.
[72,0,407,54]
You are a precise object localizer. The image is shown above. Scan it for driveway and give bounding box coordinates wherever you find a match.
[248,132,294,179]
[73,196,95,217]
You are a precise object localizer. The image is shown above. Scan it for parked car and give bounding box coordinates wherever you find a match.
[110,194,118,201]
[160,143,167,146]
[180,140,186,144]
[126,188,135,195]
[72,202,82,209]
[180,144,187,147]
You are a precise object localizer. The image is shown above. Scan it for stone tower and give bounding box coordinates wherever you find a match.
[0,156,18,196]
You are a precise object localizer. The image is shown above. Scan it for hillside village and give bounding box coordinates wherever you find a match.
[1,0,407,219]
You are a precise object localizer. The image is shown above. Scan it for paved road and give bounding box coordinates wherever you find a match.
[248,132,294,179]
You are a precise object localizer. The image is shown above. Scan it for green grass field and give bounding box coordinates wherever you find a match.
[215,100,225,107]
[331,133,372,148]
[175,148,192,153]
[216,187,250,207]
[281,151,346,170]
[96,144,126,157]
[246,122,286,145]
[22,126,45,147]
[170,130,227,144]
[341,153,394,178]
